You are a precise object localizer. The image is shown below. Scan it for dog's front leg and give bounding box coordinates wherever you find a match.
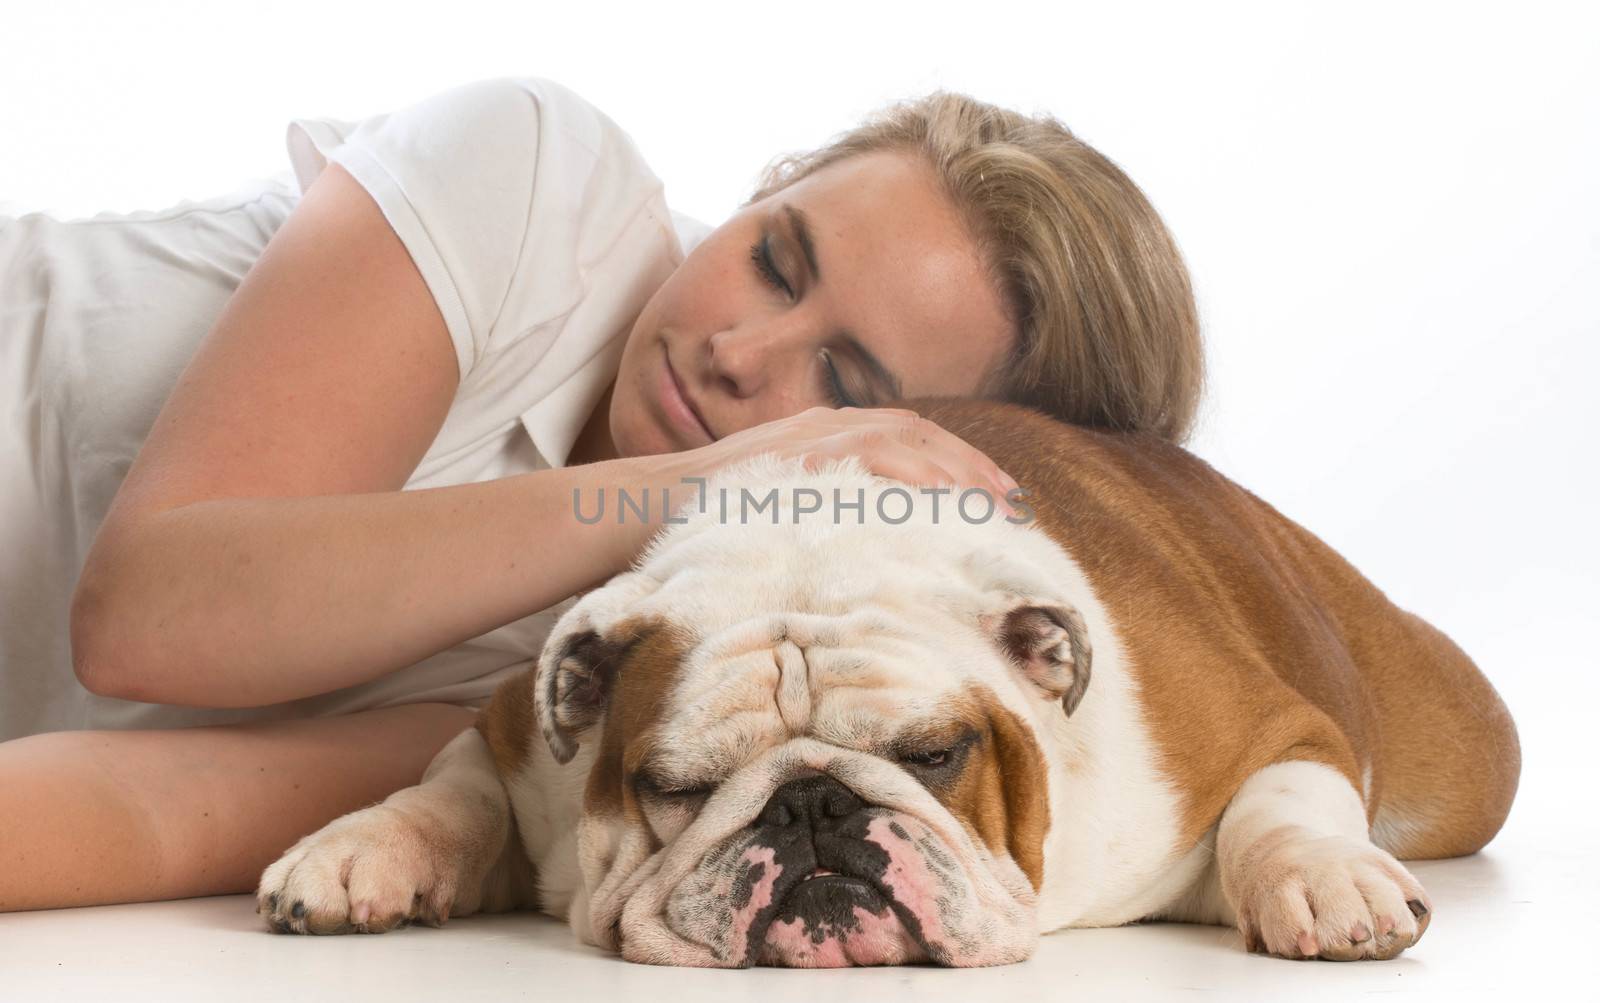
[257,725,536,934]
[1216,760,1433,961]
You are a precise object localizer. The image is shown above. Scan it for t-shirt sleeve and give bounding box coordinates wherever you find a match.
[284,76,671,386]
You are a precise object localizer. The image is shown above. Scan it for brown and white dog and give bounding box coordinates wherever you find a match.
[257,397,1520,967]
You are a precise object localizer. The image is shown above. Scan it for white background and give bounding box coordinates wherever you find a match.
[3,0,1595,989]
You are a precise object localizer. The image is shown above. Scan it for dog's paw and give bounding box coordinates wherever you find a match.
[256,803,459,935]
[1229,827,1432,961]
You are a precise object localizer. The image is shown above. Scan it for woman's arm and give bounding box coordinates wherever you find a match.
[0,703,478,913]
[68,160,668,708]
[71,458,683,708]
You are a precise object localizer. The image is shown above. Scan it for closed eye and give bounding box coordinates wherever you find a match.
[894,728,979,777]
[819,349,861,408]
[637,772,713,801]
[659,786,712,799]
[749,235,791,297]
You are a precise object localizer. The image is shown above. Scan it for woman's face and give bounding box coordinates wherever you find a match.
[606,149,1017,459]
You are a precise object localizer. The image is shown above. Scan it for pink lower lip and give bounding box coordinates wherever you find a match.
[659,344,713,444]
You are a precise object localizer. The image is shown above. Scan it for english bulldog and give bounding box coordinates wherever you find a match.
[257,398,1520,967]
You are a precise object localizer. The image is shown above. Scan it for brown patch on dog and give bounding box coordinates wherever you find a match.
[932,682,1051,892]
[900,396,1520,860]
[580,617,697,826]
[475,667,536,780]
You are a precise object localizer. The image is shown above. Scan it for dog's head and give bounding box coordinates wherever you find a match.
[533,454,1093,968]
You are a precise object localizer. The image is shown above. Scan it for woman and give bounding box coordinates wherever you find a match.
[0,76,1201,911]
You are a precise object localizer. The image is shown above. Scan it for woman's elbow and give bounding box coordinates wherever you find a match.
[69,558,154,702]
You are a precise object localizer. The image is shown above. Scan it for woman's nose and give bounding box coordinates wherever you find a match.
[707,318,813,401]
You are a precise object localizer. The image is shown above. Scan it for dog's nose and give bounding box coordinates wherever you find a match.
[756,772,865,831]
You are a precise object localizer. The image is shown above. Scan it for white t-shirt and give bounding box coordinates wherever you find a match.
[0,76,713,741]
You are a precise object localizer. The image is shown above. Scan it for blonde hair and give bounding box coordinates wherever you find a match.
[744,91,1205,444]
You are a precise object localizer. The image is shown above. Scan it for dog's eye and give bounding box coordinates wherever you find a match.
[896,730,979,774]
[638,772,712,801]
[660,785,713,800]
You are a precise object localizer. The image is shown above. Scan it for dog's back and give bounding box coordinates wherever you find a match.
[905,396,1520,860]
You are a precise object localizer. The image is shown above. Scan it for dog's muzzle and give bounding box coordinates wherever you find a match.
[610,739,1039,969]
[731,768,935,966]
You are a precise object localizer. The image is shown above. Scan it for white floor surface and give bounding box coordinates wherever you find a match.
[0,800,1586,1002]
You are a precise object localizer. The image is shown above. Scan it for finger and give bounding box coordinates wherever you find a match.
[823,435,961,490]
[889,421,1017,507]
[840,444,1018,523]
[811,404,920,428]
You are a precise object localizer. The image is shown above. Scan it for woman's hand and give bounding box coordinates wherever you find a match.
[696,405,1020,503]
[606,405,1021,554]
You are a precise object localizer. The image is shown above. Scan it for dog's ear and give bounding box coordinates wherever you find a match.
[983,601,1092,718]
[534,572,662,765]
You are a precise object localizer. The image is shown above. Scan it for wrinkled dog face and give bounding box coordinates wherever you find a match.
[533,464,1092,968]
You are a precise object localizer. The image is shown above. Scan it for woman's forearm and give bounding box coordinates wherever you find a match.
[0,704,479,913]
[70,453,702,709]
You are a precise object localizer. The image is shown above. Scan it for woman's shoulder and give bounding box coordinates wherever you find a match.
[285,75,659,199]
[284,75,678,385]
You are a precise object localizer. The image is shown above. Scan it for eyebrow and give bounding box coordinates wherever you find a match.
[782,202,905,402]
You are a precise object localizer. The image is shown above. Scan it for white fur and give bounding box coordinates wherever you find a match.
[1213,760,1431,959]
[504,735,595,922]
[257,727,530,932]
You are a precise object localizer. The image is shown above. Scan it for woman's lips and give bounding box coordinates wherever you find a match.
[660,343,715,445]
